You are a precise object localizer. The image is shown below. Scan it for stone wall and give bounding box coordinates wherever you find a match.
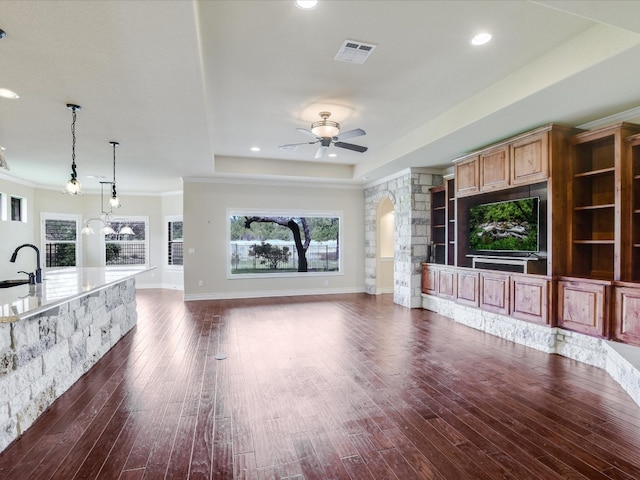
[0,278,138,452]
[364,169,442,307]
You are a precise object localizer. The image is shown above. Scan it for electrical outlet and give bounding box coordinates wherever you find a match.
[198,280,204,286]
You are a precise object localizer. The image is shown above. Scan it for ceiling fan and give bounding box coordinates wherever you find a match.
[279,111,368,159]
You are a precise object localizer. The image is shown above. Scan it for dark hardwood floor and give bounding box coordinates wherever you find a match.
[1,290,640,479]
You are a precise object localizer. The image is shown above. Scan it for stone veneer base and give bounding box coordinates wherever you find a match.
[0,278,138,453]
[422,294,640,409]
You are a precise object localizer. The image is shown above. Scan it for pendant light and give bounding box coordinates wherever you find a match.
[64,104,82,195]
[109,141,121,208]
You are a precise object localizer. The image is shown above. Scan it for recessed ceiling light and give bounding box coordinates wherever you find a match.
[471,32,492,46]
[250,146,261,152]
[295,0,317,10]
[0,88,19,99]
[328,153,337,158]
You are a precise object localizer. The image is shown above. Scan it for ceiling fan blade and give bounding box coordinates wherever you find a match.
[334,128,365,141]
[315,146,328,159]
[334,141,368,153]
[278,140,319,148]
[297,128,320,139]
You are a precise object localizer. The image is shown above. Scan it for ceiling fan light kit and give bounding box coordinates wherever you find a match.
[279,111,368,159]
[311,111,340,138]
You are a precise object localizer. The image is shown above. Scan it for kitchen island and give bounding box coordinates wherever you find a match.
[0,267,153,452]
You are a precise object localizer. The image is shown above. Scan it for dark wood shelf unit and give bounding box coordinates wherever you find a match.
[430,185,447,264]
[626,132,640,282]
[567,123,640,280]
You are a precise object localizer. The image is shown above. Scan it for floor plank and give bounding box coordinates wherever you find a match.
[1,290,639,479]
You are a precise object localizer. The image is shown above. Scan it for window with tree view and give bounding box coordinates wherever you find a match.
[229,213,341,275]
[43,216,79,267]
[105,218,148,266]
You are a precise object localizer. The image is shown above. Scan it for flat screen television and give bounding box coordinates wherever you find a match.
[468,197,539,253]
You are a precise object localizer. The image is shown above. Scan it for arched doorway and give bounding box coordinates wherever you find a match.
[376,196,394,294]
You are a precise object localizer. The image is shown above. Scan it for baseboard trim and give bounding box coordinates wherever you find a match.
[184,286,366,301]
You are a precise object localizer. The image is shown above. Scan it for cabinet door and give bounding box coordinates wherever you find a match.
[479,145,510,192]
[511,131,549,185]
[454,155,479,197]
[510,275,550,325]
[613,286,640,346]
[422,264,437,294]
[437,269,456,298]
[456,271,479,307]
[480,272,510,315]
[557,279,610,337]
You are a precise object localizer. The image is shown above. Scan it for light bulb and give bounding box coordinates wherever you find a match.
[65,178,81,195]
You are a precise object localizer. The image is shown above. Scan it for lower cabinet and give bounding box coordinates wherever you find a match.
[480,272,510,315]
[557,277,610,338]
[421,263,550,325]
[421,264,640,344]
[456,271,479,307]
[614,284,640,346]
[511,274,551,325]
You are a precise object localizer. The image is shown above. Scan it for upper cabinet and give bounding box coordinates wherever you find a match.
[479,145,510,192]
[454,126,559,197]
[454,154,479,197]
[511,131,549,186]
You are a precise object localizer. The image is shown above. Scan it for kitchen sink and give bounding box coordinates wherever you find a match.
[0,279,30,288]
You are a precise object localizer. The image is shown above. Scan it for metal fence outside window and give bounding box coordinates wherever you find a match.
[106,242,146,265]
[230,243,338,273]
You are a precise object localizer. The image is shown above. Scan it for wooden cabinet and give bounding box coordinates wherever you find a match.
[479,145,510,192]
[421,263,437,294]
[567,123,640,280]
[613,284,640,346]
[511,274,550,325]
[455,128,553,197]
[557,277,610,338]
[437,268,456,298]
[511,131,549,185]
[456,270,479,307]
[454,155,479,197]
[480,271,510,315]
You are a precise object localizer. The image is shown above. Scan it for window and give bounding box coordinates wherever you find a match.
[228,210,341,277]
[11,195,26,222]
[104,216,148,267]
[167,216,183,266]
[41,213,81,268]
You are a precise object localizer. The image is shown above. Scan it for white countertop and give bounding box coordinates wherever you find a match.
[0,267,155,322]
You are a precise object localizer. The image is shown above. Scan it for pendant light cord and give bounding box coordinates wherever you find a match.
[70,107,77,181]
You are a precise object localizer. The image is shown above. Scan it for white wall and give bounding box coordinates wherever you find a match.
[183,179,365,299]
[0,177,35,279]
[0,175,183,289]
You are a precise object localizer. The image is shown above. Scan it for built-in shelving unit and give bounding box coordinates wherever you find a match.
[424,122,640,346]
[430,185,447,264]
[446,177,455,265]
[568,123,640,280]
[626,132,640,282]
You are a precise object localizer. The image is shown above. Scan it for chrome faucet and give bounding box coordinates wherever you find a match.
[10,244,42,283]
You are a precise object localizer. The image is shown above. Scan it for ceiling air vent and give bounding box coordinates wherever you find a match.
[334,39,377,64]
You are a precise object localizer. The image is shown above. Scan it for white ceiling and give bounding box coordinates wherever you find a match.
[1,0,640,194]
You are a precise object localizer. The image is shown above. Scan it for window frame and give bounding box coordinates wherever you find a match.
[40,212,82,269]
[10,195,27,223]
[227,208,343,279]
[101,215,150,268]
[166,215,183,269]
